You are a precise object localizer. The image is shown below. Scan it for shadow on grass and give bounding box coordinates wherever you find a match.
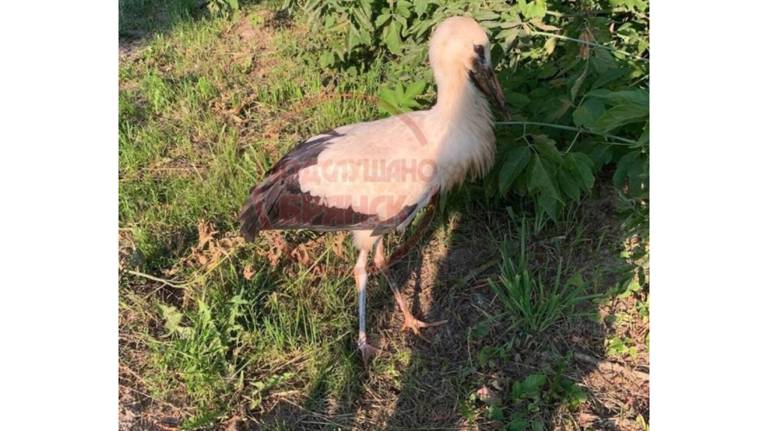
[379,183,647,430]
[119,0,202,45]
[119,0,266,48]
[243,181,647,431]
[119,0,288,44]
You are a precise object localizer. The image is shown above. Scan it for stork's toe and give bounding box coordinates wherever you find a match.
[358,341,381,366]
[401,312,448,339]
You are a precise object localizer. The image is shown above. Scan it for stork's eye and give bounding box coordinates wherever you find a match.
[473,44,486,65]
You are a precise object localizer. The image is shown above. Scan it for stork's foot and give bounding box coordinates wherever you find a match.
[358,339,381,367]
[401,311,447,338]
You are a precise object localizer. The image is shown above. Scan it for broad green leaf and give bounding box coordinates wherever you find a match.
[395,0,411,18]
[537,63,558,79]
[568,152,595,190]
[506,417,528,431]
[404,80,426,98]
[323,14,335,28]
[384,21,402,53]
[413,0,428,15]
[523,373,547,391]
[533,135,563,165]
[499,13,522,29]
[347,27,361,49]
[613,151,641,189]
[374,13,391,28]
[587,89,612,98]
[359,0,372,17]
[505,91,530,108]
[610,0,648,13]
[625,155,648,196]
[557,168,580,201]
[589,143,613,169]
[608,90,648,108]
[358,27,372,46]
[499,146,531,194]
[377,87,399,114]
[593,103,648,132]
[543,96,573,122]
[592,47,617,73]
[518,0,547,19]
[412,19,434,38]
[319,51,335,68]
[529,154,560,200]
[572,98,605,128]
[591,67,629,90]
[539,194,561,221]
[487,405,504,421]
[512,162,530,195]
[395,83,406,100]
[476,11,500,21]
[588,89,649,108]
[568,386,588,407]
[353,7,373,31]
[378,82,422,113]
[391,12,408,27]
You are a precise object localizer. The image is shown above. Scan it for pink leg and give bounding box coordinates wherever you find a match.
[354,248,380,365]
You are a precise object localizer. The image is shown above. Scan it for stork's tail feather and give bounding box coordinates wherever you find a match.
[239,200,263,242]
[239,183,273,242]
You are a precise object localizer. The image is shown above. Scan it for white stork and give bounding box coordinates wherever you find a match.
[239,16,509,363]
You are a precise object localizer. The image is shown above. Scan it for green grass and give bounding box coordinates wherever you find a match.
[489,220,598,334]
[119,7,405,426]
[119,2,649,429]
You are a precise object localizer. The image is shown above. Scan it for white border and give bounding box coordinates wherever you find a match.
[653,1,768,428]
[0,1,118,429]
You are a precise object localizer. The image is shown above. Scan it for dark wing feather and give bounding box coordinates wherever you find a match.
[239,131,417,241]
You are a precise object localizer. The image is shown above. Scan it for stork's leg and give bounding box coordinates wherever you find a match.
[374,239,447,338]
[354,247,380,365]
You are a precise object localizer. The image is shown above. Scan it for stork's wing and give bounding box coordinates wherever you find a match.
[239,113,435,240]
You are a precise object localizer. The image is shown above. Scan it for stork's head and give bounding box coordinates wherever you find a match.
[429,16,510,119]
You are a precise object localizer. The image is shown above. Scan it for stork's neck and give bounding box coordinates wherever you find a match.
[432,68,489,122]
[427,67,496,188]
[429,67,495,144]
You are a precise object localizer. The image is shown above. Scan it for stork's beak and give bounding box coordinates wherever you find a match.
[469,63,512,121]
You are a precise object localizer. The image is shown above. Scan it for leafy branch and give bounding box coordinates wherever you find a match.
[496,121,638,145]
[527,31,649,62]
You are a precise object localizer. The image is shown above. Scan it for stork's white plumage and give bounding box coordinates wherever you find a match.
[240,16,508,363]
